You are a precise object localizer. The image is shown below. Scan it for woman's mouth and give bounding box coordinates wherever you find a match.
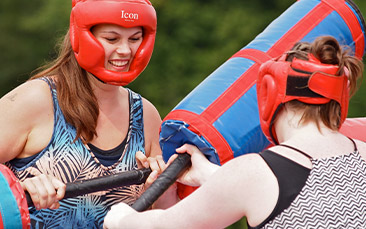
[108,60,129,71]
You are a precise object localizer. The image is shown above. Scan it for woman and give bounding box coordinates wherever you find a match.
[104,36,366,228]
[0,0,177,228]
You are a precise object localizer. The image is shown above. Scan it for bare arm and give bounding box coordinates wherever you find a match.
[0,80,53,162]
[141,97,162,158]
[0,79,66,209]
[105,152,277,229]
[137,97,179,208]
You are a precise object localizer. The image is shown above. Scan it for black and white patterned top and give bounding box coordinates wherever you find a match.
[263,149,366,228]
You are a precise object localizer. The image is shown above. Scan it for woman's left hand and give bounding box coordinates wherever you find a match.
[135,151,179,208]
[20,173,66,210]
[103,202,136,229]
[135,151,169,189]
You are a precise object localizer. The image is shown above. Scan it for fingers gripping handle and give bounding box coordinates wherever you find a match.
[132,153,192,212]
[25,168,152,207]
[24,153,191,211]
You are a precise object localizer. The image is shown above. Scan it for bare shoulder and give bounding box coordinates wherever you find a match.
[0,79,52,112]
[141,97,161,122]
[215,153,277,194]
[205,153,279,225]
[141,97,162,131]
[0,79,53,161]
[354,139,366,158]
[220,153,272,179]
[141,97,162,157]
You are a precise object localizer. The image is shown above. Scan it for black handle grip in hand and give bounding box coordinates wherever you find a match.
[26,168,152,207]
[132,153,192,211]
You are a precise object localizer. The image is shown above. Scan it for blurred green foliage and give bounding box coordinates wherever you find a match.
[0,1,365,227]
[1,0,364,118]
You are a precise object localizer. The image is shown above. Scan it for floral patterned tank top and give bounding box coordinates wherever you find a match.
[6,78,145,228]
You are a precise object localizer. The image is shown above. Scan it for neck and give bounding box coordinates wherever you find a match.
[88,73,127,109]
[274,108,338,143]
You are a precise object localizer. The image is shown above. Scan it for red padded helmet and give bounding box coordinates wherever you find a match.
[257,54,349,145]
[70,0,157,85]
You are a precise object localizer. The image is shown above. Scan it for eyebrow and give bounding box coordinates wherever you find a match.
[99,30,143,36]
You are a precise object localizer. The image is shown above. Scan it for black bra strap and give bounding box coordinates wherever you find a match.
[280,137,357,159]
[347,137,358,152]
[279,144,312,159]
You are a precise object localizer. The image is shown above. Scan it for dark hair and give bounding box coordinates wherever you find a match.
[285,36,364,130]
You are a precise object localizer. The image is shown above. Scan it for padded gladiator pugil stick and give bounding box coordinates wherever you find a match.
[132,153,191,211]
[26,168,152,207]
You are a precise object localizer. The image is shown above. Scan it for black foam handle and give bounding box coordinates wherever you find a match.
[26,167,152,207]
[132,153,191,211]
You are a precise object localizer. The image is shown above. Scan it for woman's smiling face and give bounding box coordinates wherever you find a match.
[92,24,143,72]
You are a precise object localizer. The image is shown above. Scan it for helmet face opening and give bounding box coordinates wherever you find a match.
[70,0,157,85]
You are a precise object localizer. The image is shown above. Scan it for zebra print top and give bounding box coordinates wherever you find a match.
[262,140,366,228]
[6,77,145,228]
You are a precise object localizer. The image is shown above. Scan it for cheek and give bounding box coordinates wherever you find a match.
[102,44,114,59]
[96,39,113,59]
[131,40,143,56]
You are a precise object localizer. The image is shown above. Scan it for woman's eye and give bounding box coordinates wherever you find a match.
[101,36,117,42]
[130,37,142,42]
[104,37,117,42]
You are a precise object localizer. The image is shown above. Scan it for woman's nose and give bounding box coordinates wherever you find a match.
[116,41,131,56]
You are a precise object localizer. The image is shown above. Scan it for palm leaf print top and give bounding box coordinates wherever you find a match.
[6,77,145,229]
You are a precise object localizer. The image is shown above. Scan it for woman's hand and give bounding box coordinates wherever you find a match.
[103,202,136,229]
[175,144,219,187]
[135,151,179,208]
[20,174,66,210]
[135,151,169,189]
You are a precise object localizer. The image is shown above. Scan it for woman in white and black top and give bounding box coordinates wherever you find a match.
[104,36,365,229]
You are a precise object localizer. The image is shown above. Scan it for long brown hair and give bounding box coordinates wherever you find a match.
[286,36,364,130]
[30,30,99,142]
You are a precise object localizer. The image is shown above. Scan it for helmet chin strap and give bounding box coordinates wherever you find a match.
[91,73,107,85]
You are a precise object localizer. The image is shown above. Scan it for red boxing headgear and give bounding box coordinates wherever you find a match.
[257,54,349,145]
[70,0,157,85]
